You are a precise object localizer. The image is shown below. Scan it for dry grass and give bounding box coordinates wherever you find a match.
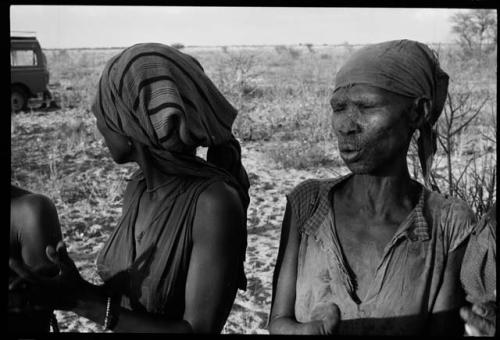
[11,43,496,333]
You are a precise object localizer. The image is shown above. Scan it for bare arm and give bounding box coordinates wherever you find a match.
[11,181,246,333]
[183,181,246,333]
[74,181,245,333]
[11,193,63,274]
[269,202,339,335]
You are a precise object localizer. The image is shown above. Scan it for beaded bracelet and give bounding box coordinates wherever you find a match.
[103,295,119,330]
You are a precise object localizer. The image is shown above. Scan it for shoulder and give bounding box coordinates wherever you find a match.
[193,180,245,238]
[11,191,57,217]
[288,178,321,200]
[11,192,58,231]
[197,180,243,215]
[287,178,324,214]
[287,176,344,220]
[437,194,475,228]
[426,191,476,252]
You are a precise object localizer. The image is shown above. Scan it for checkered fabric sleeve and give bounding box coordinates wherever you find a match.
[286,179,321,233]
[460,207,496,304]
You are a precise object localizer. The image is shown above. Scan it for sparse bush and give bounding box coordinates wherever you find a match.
[450,9,497,60]
[274,45,287,54]
[286,47,301,59]
[265,141,342,169]
[407,83,496,219]
[305,43,314,53]
[171,42,185,50]
[232,114,272,142]
[212,51,262,108]
[11,41,497,333]
[342,41,354,54]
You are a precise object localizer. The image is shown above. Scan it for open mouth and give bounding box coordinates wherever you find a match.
[339,147,362,162]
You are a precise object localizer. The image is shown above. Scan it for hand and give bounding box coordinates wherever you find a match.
[9,279,50,313]
[307,302,341,335]
[460,290,496,336]
[9,241,86,312]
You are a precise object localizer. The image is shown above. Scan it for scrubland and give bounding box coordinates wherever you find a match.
[11,43,496,333]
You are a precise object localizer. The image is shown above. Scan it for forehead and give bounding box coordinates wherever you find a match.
[331,84,410,104]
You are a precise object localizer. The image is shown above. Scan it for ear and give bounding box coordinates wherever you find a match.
[408,97,431,129]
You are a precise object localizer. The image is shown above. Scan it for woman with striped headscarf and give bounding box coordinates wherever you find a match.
[9,43,250,333]
[269,40,476,335]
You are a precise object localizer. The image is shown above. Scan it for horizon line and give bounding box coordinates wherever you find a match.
[42,42,460,51]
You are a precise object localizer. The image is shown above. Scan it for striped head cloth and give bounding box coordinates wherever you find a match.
[93,42,237,149]
[334,40,449,188]
[92,43,249,206]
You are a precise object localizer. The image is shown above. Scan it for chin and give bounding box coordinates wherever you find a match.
[111,155,131,164]
[346,165,373,174]
[343,160,377,174]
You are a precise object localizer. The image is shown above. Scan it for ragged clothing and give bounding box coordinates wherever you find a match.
[96,170,247,316]
[461,202,496,305]
[287,174,476,335]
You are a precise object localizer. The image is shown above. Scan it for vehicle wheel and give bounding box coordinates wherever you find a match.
[11,86,28,112]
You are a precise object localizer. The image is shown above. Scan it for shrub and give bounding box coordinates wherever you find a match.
[264,141,342,169]
[287,47,301,59]
[171,42,185,50]
[274,45,288,54]
[305,43,314,53]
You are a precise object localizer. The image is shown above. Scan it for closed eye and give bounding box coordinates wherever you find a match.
[353,99,381,110]
[359,103,376,109]
[331,103,346,112]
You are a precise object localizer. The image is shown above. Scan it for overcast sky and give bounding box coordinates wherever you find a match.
[10,6,474,49]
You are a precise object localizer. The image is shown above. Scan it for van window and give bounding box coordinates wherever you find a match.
[11,49,38,66]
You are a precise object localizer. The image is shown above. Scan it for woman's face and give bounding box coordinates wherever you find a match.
[330,84,415,174]
[96,119,132,164]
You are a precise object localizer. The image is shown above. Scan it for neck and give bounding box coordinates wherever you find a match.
[345,158,417,218]
[133,143,170,190]
[132,142,199,191]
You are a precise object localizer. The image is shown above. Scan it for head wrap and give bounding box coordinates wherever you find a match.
[334,39,449,188]
[92,43,249,207]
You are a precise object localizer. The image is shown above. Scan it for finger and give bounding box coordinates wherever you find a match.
[8,306,24,314]
[465,323,481,336]
[462,310,493,335]
[32,304,52,311]
[472,303,495,319]
[9,276,28,291]
[460,306,471,322]
[322,304,341,334]
[327,303,341,321]
[9,258,37,282]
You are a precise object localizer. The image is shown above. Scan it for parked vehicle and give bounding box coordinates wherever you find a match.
[10,32,58,112]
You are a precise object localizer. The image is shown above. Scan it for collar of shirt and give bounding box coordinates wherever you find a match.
[301,173,431,243]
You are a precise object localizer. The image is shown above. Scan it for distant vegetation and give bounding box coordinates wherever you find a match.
[11,10,497,332]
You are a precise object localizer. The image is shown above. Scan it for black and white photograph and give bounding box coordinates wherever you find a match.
[9,5,497,335]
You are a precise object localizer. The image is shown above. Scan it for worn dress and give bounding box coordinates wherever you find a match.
[288,174,475,335]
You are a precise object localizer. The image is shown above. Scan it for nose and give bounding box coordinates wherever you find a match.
[334,107,362,136]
